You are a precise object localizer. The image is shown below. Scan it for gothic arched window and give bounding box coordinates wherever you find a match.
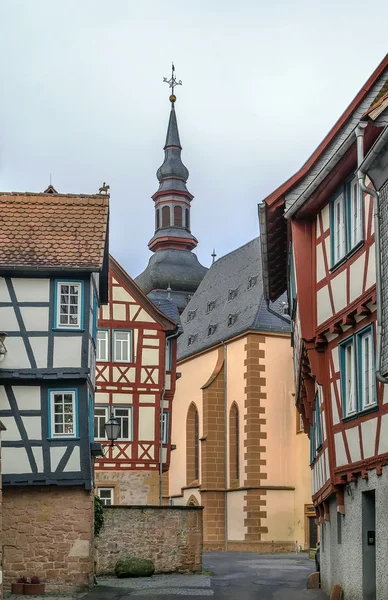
[174,205,183,227]
[229,402,239,483]
[162,206,170,228]
[186,403,199,484]
[155,208,160,230]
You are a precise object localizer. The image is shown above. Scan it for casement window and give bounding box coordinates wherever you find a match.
[96,330,109,361]
[113,330,132,362]
[161,411,169,444]
[94,406,108,440]
[315,393,323,451]
[310,422,316,465]
[358,327,376,411]
[97,487,114,506]
[49,390,77,438]
[165,339,173,371]
[113,406,132,440]
[348,177,363,249]
[339,326,376,417]
[55,281,83,329]
[330,177,364,268]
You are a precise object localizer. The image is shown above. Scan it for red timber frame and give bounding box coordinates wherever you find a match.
[95,256,178,472]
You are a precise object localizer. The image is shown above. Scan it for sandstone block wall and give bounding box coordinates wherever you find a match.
[95,506,203,575]
[2,486,94,594]
[95,469,160,505]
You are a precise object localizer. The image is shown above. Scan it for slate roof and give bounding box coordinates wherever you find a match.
[150,297,182,331]
[0,191,109,270]
[177,237,290,361]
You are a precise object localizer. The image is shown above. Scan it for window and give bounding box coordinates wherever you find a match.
[247,276,258,290]
[228,288,238,301]
[348,177,363,249]
[162,206,170,227]
[94,406,108,440]
[206,301,216,313]
[97,487,114,506]
[337,512,342,544]
[297,410,304,433]
[96,330,109,361]
[187,310,196,322]
[340,326,376,418]
[55,281,82,329]
[309,422,315,465]
[188,334,197,346]
[113,330,132,362]
[186,403,199,484]
[185,208,190,230]
[113,406,132,440]
[229,403,239,482]
[207,324,217,336]
[161,411,169,444]
[358,328,375,411]
[228,314,237,327]
[49,390,77,438]
[156,208,160,230]
[315,393,323,451]
[174,205,183,227]
[194,410,199,480]
[165,339,173,371]
[332,192,346,265]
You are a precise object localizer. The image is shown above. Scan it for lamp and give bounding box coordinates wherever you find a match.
[104,414,121,447]
[0,333,7,363]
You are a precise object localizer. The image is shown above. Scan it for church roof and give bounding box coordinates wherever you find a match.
[177,237,290,361]
[156,104,189,184]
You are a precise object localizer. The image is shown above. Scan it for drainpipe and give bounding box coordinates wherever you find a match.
[222,341,228,551]
[265,299,292,325]
[159,327,181,505]
[356,123,388,384]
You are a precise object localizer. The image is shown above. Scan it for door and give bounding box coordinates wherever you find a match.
[362,490,376,600]
[309,516,318,548]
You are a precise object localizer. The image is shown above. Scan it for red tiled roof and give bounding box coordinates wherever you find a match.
[0,191,109,270]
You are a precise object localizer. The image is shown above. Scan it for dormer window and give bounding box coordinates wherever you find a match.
[188,334,197,346]
[187,309,197,323]
[206,300,216,313]
[228,314,237,327]
[247,275,258,290]
[207,324,217,336]
[228,288,238,301]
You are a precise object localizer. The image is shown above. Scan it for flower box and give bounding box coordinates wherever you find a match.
[23,582,45,595]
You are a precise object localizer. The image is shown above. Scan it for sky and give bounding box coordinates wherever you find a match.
[1,1,387,279]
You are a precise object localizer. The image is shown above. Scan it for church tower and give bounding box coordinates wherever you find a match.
[135,66,207,311]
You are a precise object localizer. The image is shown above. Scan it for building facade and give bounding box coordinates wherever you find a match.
[95,256,179,505]
[135,86,207,311]
[0,187,109,593]
[260,56,388,599]
[168,238,313,552]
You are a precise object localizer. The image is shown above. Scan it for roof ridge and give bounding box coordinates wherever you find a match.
[0,191,109,201]
[212,237,259,266]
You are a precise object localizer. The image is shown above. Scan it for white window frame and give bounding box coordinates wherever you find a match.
[113,330,132,363]
[332,192,346,266]
[348,177,363,249]
[344,340,357,416]
[50,390,76,438]
[97,487,114,506]
[96,330,109,361]
[161,411,169,444]
[165,339,172,371]
[113,406,132,441]
[56,281,82,329]
[358,329,376,411]
[94,406,108,440]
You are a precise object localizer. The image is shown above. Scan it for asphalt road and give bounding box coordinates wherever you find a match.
[84,552,328,599]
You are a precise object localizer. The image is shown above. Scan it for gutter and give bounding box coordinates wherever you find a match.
[258,203,271,301]
[159,326,181,505]
[357,124,388,384]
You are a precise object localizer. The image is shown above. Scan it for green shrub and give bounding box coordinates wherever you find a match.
[115,557,155,578]
[94,495,104,537]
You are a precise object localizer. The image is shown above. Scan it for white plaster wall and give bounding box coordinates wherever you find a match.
[138,406,155,441]
[346,425,361,463]
[112,304,126,320]
[366,243,376,291]
[350,254,366,303]
[316,243,325,283]
[2,446,31,473]
[330,383,340,425]
[20,307,49,331]
[321,205,330,231]
[112,286,135,302]
[317,286,332,324]
[0,278,11,301]
[95,392,110,404]
[112,393,133,404]
[53,336,82,368]
[32,447,44,472]
[12,278,50,302]
[135,309,155,323]
[0,417,21,441]
[29,337,48,368]
[13,386,41,410]
[362,418,377,459]
[0,306,19,330]
[142,348,159,366]
[227,491,246,540]
[331,270,347,314]
[1,337,30,368]
[334,432,348,467]
[50,446,68,471]
[378,413,388,454]
[65,446,81,471]
[22,416,42,440]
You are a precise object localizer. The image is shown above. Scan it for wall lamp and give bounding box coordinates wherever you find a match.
[0,333,7,363]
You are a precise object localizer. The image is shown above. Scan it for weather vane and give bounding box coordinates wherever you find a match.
[163,62,182,102]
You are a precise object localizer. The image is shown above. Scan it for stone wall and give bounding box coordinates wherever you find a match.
[2,486,94,594]
[95,506,203,575]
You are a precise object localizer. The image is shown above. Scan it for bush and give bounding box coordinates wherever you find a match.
[115,557,155,578]
[94,495,104,537]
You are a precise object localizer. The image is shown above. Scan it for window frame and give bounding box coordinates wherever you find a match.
[165,339,173,371]
[315,392,323,451]
[97,487,114,506]
[357,326,377,412]
[347,176,363,251]
[331,190,346,267]
[54,280,84,330]
[339,337,357,418]
[96,329,110,362]
[94,405,108,441]
[113,329,133,363]
[48,389,78,439]
[113,405,133,441]
[161,410,169,444]
[330,177,365,270]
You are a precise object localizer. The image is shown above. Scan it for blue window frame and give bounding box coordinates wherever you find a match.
[92,293,98,340]
[54,280,84,330]
[48,388,78,439]
[315,393,322,451]
[339,325,376,418]
[310,422,315,465]
[89,393,94,443]
[330,177,364,269]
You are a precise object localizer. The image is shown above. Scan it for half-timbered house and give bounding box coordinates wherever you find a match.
[95,256,179,505]
[0,186,109,593]
[259,55,388,599]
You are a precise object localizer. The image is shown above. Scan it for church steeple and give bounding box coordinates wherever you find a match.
[135,66,207,312]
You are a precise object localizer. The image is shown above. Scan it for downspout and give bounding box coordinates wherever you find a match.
[222,341,228,551]
[356,123,388,384]
[265,299,292,324]
[159,327,181,505]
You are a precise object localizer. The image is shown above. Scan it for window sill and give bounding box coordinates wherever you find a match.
[52,328,85,333]
[342,403,379,423]
[48,437,80,441]
[330,240,364,273]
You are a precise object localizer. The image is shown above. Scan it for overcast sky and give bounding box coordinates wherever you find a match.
[1,1,387,278]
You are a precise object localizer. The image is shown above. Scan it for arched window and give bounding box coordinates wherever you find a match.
[229,403,239,483]
[186,403,199,484]
[185,208,190,230]
[187,494,199,507]
[174,205,183,227]
[155,208,160,230]
[162,206,170,228]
